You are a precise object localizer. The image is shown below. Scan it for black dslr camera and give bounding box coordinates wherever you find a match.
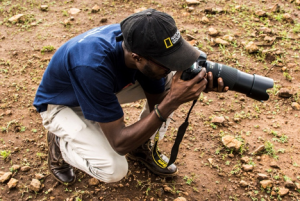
[181,50,274,101]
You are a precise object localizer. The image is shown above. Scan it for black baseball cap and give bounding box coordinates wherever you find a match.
[118,9,200,71]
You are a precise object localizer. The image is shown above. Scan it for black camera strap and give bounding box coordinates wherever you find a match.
[151,99,197,168]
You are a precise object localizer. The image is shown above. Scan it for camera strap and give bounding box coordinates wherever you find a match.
[151,99,197,168]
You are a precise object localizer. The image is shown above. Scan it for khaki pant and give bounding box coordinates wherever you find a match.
[40,73,173,183]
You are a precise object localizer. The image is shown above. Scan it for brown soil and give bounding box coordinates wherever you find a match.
[1,0,300,200]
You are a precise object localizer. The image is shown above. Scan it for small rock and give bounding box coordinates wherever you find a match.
[222,35,234,42]
[64,19,71,26]
[68,8,80,15]
[283,13,294,23]
[174,197,187,201]
[296,0,300,6]
[215,38,229,46]
[260,180,273,188]
[257,173,269,180]
[241,156,249,163]
[0,172,12,183]
[8,14,25,23]
[255,10,267,17]
[240,180,248,187]
[186,0,200,6]
[21,166,31,172]
[186,34,196,41]
[242,164,254,172]
[163,185,173,193]
[270,4,280,12]
[278,187,289,196]
[228,153,234,158]
[291,102,300,111]
[222,135,243,150]
[208,27,219,36]
[260,27,272,34]
[187,7,194,12]
[270,161,280,169]
[100,18,108,23]
[211,116,225,125]
[11,165,20,171]
[88,178,100,186]
[35,174,45,180]
[5,110,12,115]
[201,16,209,24]
[285,180,296,189]
[7,178,18,189]
[245,41,259,53]
[281,67,287,71]
[278,88,292,98]
[30,179,41,192]
[256,156,261,161]
[271,191,277,196]
[40,5,48,11]
[92,5,100,13]
[251,145,265,155]
[264,36,275,43]
[208,158,213,164]
[295,183,300,189]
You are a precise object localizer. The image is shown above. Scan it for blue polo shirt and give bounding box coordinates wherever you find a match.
[33,24,165,123]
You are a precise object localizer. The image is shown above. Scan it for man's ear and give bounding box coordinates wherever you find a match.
[131,53,142,62]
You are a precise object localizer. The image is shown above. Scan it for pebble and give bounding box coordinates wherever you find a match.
[208,27,219,36]
[30,179,41,192]
[186,0,200,6]
[88,178,100,186]
[285,180,296,189]
[0,172,12,183]
[7,178,18,189]
[174,197,187,201]
[251,145,265,155]
[68,8,81,15]
[201,16,209,24]
[240,180,248,187]
[278,187,289,196]
[35,174,45,180]
[40,5,48,11]
[255,10,267,17]
[8,14,25,23]
[283,13,294,23]
[20,166,31,172]
[242,164,254,172]
[278,88,293,98]
[245,41,259,53]
[222,135,242,150]
[100,18,108,23]
[11,165,20,170]
[92,5,100,13]
[215,38,229,46]
[260,180,273,188]
[291,102,300,111]
[257,173,269,180]
[241,156,250,163]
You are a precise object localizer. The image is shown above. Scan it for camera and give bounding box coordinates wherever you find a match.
[181,50,274,101]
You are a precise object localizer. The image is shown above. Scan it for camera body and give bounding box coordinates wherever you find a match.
[180,50,274,101]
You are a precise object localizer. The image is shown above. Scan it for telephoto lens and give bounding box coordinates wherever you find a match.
[205,61,274,101]
[181,50,274,101]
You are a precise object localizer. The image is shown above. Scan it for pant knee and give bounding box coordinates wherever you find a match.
[89,156,128,183]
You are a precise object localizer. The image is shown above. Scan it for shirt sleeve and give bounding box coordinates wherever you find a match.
[135,71,166,94]
[69,66,123,123]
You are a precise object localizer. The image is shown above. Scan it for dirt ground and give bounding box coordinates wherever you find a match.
[1,0,300,200]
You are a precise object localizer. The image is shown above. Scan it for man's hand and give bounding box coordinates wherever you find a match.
[205,71,229,92]
[165,68,208,109]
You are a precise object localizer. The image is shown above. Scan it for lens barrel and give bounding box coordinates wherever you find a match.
[205,61,274,101]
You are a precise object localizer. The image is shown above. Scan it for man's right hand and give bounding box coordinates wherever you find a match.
[163,68,207,110]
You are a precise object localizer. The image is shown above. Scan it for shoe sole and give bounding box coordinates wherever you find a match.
[46,131,76,185]
[126,154,178,177]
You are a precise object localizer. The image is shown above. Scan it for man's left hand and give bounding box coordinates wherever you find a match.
[204,72,229,92]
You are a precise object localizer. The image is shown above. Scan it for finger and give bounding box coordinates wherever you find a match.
[207,72,214,90]
[223,86,229,92]
[191,68,206,84]
[217,77,224,92]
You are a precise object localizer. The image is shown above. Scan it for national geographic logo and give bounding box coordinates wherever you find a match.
[164,30,180,49]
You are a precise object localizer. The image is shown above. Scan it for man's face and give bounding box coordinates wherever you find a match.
[139,59,171,80]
